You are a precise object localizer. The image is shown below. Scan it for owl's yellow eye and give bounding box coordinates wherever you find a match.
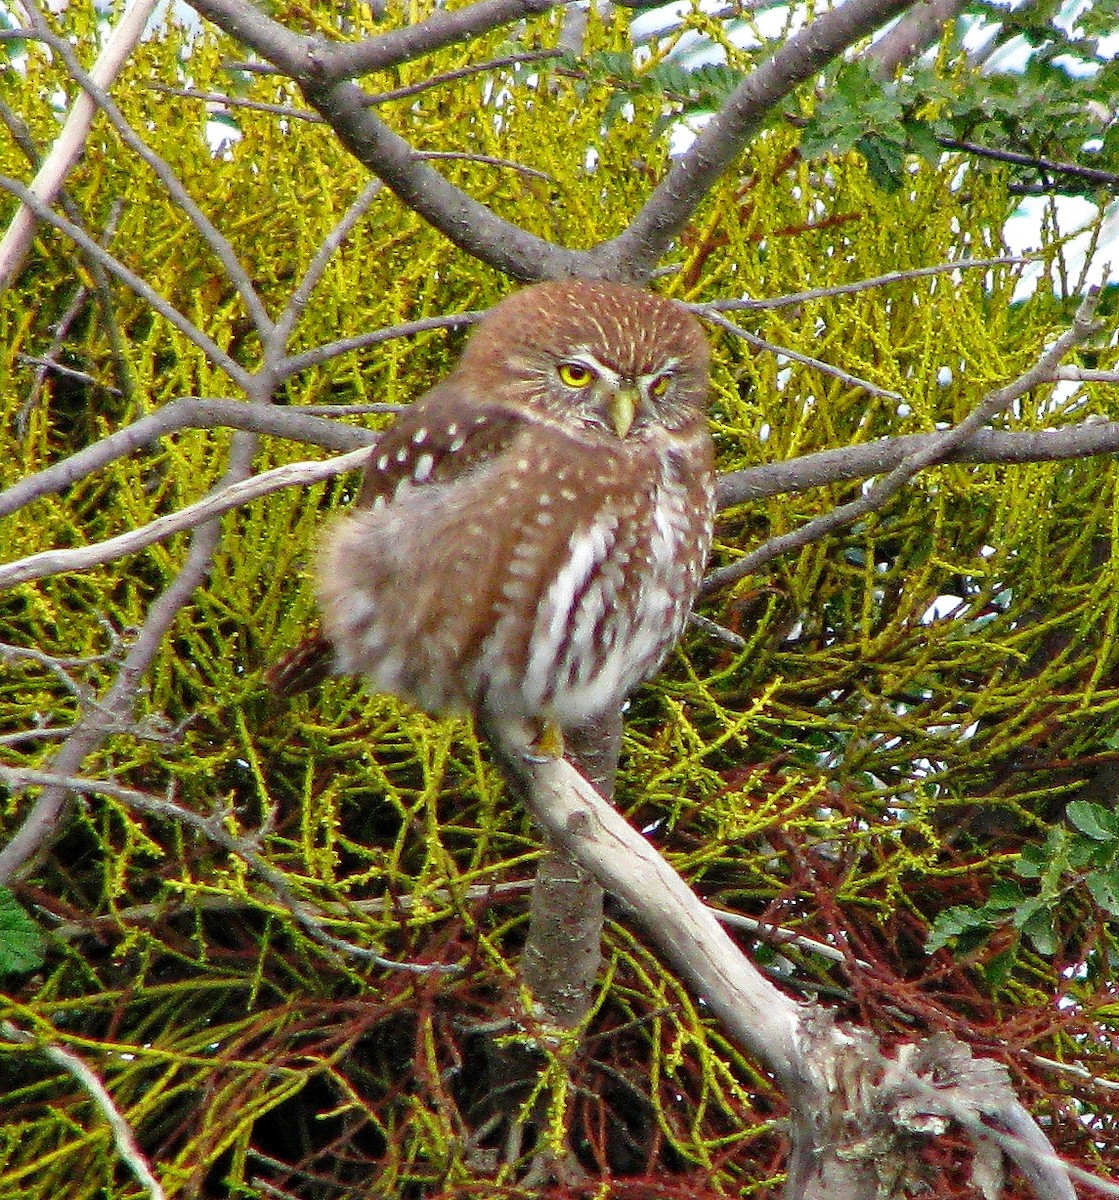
[648,372,672,398]
[557,362,597,389]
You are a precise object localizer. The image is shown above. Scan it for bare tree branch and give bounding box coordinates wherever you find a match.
[0,92,135,409]
[0,1021,165,1200]
[940,137,1119,191]
[186,0,591,281]
[0,399,374,520]
[488,727,804,1083]
[187,0,920,283]
[868,0,967,78]
[705,289,1104,592]
[716,419,1119,507]
[0,0,159,291]
[300,78,592,281]
[0,449,371,588]
[597,0,919,281]
[188,0,566,83]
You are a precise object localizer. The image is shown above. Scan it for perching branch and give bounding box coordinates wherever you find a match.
[488,725,1078,1200]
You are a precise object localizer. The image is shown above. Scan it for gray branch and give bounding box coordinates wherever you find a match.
[597,0,918,280]
[186,0,921,284]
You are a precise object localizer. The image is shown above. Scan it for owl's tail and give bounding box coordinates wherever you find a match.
[265,630,335,697]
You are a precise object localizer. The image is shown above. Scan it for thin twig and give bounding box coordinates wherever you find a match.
[0,642,110,699]
[0,766,458,975]
[273,178,384,353]
[697,255,1030,312]
[704,309,902,400]
[417,150,553,183]
[17,355,121,394]
[712,906,874,970]
[147,82,324,123]
[939,137,1119,191]
[0,91,133,419]
[46,879,535,943]
[17,197,126,433]
[278,310,481,377]
[0,1021,165,1200]
[361,49,563,105]
[1023,1051,1119,1095]
[0,449,371,588]
[704,289,1103,593]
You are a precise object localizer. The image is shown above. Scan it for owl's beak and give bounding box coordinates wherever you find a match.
[609,385,638,438]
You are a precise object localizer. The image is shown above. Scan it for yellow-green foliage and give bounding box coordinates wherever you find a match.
[2,3,1118,1196]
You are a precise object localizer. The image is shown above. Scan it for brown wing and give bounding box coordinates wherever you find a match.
[353,381,530,509]
[267,381,532,699]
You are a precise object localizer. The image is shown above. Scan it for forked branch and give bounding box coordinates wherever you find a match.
[493,727,1078,1200]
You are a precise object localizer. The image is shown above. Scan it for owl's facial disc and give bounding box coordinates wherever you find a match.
[553,354,640,438]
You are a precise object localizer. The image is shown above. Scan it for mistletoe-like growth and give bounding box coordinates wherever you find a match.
[2,2,1118,1198]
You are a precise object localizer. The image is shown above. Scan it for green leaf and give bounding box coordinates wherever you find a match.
[857,133,906,191]
[983,943,1020,989]
[1086,869,1119,917]
[1067,800,1119,841]
[1020,906,1057,957]
[987,880,1025,909]
[0,888,45,976]
[927,904,989,953]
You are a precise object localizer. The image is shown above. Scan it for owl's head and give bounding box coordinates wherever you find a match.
[458,280,711,438]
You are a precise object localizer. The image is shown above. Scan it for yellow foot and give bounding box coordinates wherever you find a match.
[527,720,565,762]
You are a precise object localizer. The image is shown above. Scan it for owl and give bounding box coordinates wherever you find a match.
[269,279,715,757]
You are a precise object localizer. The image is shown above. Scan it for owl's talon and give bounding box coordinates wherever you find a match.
[528,721,565,761]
